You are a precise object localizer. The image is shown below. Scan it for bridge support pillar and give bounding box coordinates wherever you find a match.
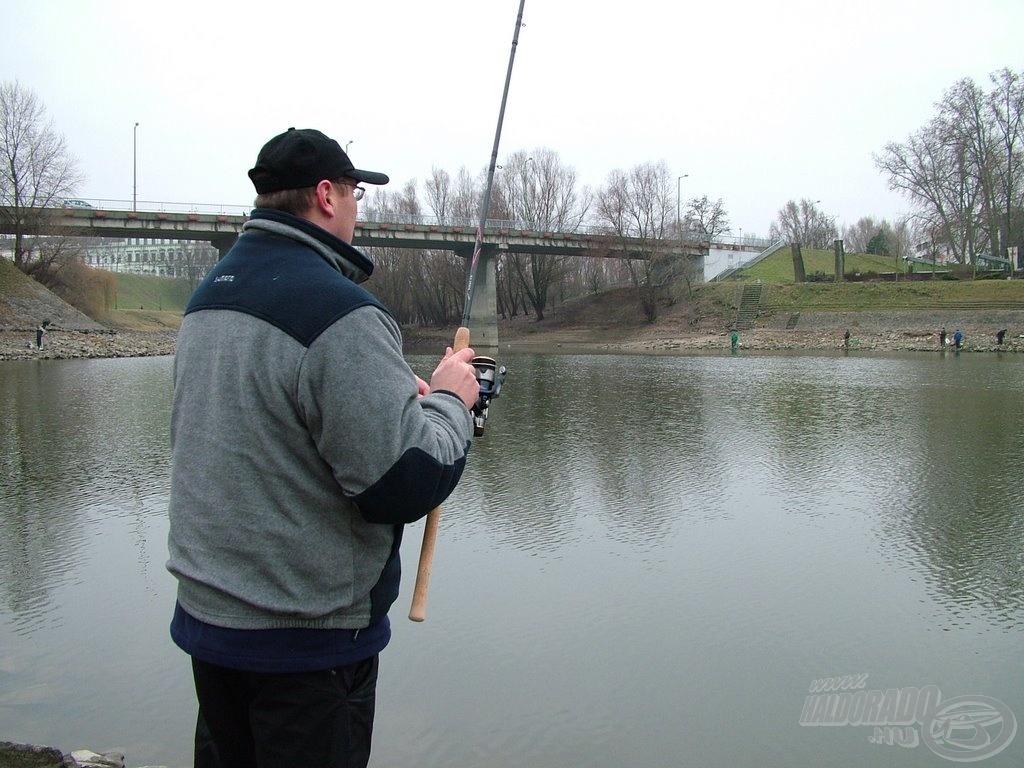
[456,243,500,352]
[213,234,238,259]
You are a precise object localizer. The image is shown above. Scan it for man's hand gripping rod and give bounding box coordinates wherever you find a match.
[409,327,470,623]
[408,328,506,621]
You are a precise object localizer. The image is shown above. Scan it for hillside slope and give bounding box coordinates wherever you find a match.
[0,259,105,331]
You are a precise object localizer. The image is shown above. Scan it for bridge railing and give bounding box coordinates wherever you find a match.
[358,213,772,247]
[713,233,773,249]
[712,239,786,281]
[36,198,770,246]
[359,210,621,236]
[58,198,253,217]
[52,199,608,234]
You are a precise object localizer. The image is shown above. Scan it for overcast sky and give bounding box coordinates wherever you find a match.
[4,0,1021,237]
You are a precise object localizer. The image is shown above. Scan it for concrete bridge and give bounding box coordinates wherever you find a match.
[1,203,719,256]
[1,202,768,346]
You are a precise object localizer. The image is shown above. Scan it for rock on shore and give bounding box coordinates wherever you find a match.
[0,741,165,768]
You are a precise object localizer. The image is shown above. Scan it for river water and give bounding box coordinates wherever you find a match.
[1,350,1022,767]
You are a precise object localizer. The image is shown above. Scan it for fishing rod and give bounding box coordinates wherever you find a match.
[462,0,526,330]
[409,0,523,622]
[455,0,522,438]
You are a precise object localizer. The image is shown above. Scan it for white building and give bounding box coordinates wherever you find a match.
[83,237,218,280]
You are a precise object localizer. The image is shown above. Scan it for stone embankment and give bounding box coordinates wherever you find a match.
[0,329,176,361]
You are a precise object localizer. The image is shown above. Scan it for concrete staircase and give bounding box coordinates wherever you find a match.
[734,283,764,330]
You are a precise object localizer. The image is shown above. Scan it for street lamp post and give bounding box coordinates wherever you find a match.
[676,174,688,240]
[345,140,354,154]
[133,122,139,211]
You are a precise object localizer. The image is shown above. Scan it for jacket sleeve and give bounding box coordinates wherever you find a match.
[297,305,473,524]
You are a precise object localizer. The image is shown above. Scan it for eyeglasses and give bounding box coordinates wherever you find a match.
[336,179,365,201]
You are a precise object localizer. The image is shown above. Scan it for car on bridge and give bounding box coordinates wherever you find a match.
[62,199,93,209]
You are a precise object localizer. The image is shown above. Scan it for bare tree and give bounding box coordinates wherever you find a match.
[841,216,913,260]
[684,195,730,240]
[768,199,837,249]
[418,167,481,324]
[0,80,83,273]
[579,255,608,294]
[422,162,565,324]
[594,161,676,322]
[842,217,878,253]
[494,148,591,321]
[176,241,219,290]
[363,181,434,324]
[891,217,915,262]
[15,233,83,288]
[876,69,1024,267]
[426,166,480,222]
[876,120,975,263]
[987,67,1024,262]
[940,78,1000,267]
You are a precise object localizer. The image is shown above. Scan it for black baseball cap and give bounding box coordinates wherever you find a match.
[248,127,390,194]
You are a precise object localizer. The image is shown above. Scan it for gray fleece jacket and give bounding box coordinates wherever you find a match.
[166,208,473,631]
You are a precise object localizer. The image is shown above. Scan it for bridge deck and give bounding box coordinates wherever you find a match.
[1,205,724,259]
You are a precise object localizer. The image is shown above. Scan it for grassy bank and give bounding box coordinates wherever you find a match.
[97,273,193,330]
[108,274,192,313]
[736,247,904,283]
[711,244,1024,315]
[639,278,1023,317]
[759,280,1024,312]
[5,256,1024,340]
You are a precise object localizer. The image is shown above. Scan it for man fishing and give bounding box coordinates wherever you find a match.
[166,127,479,767]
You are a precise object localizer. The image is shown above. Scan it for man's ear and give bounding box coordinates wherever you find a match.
[313,179,337,215]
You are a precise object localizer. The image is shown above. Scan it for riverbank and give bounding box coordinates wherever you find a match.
[408,308,1024,355]
[0,329,177,361]
[5,257,1024,358]
[3,312,1023,361]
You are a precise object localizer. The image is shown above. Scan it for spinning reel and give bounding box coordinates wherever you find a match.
[470,356,506,437]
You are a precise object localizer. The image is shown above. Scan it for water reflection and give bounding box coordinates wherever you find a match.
[0,357,173,632]
[413,352,1024,632]
[408,352,1024,626]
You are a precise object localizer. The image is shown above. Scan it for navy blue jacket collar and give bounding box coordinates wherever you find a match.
[245,207,374,284]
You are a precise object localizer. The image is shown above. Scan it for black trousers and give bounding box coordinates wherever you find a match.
[191,656,378,768]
